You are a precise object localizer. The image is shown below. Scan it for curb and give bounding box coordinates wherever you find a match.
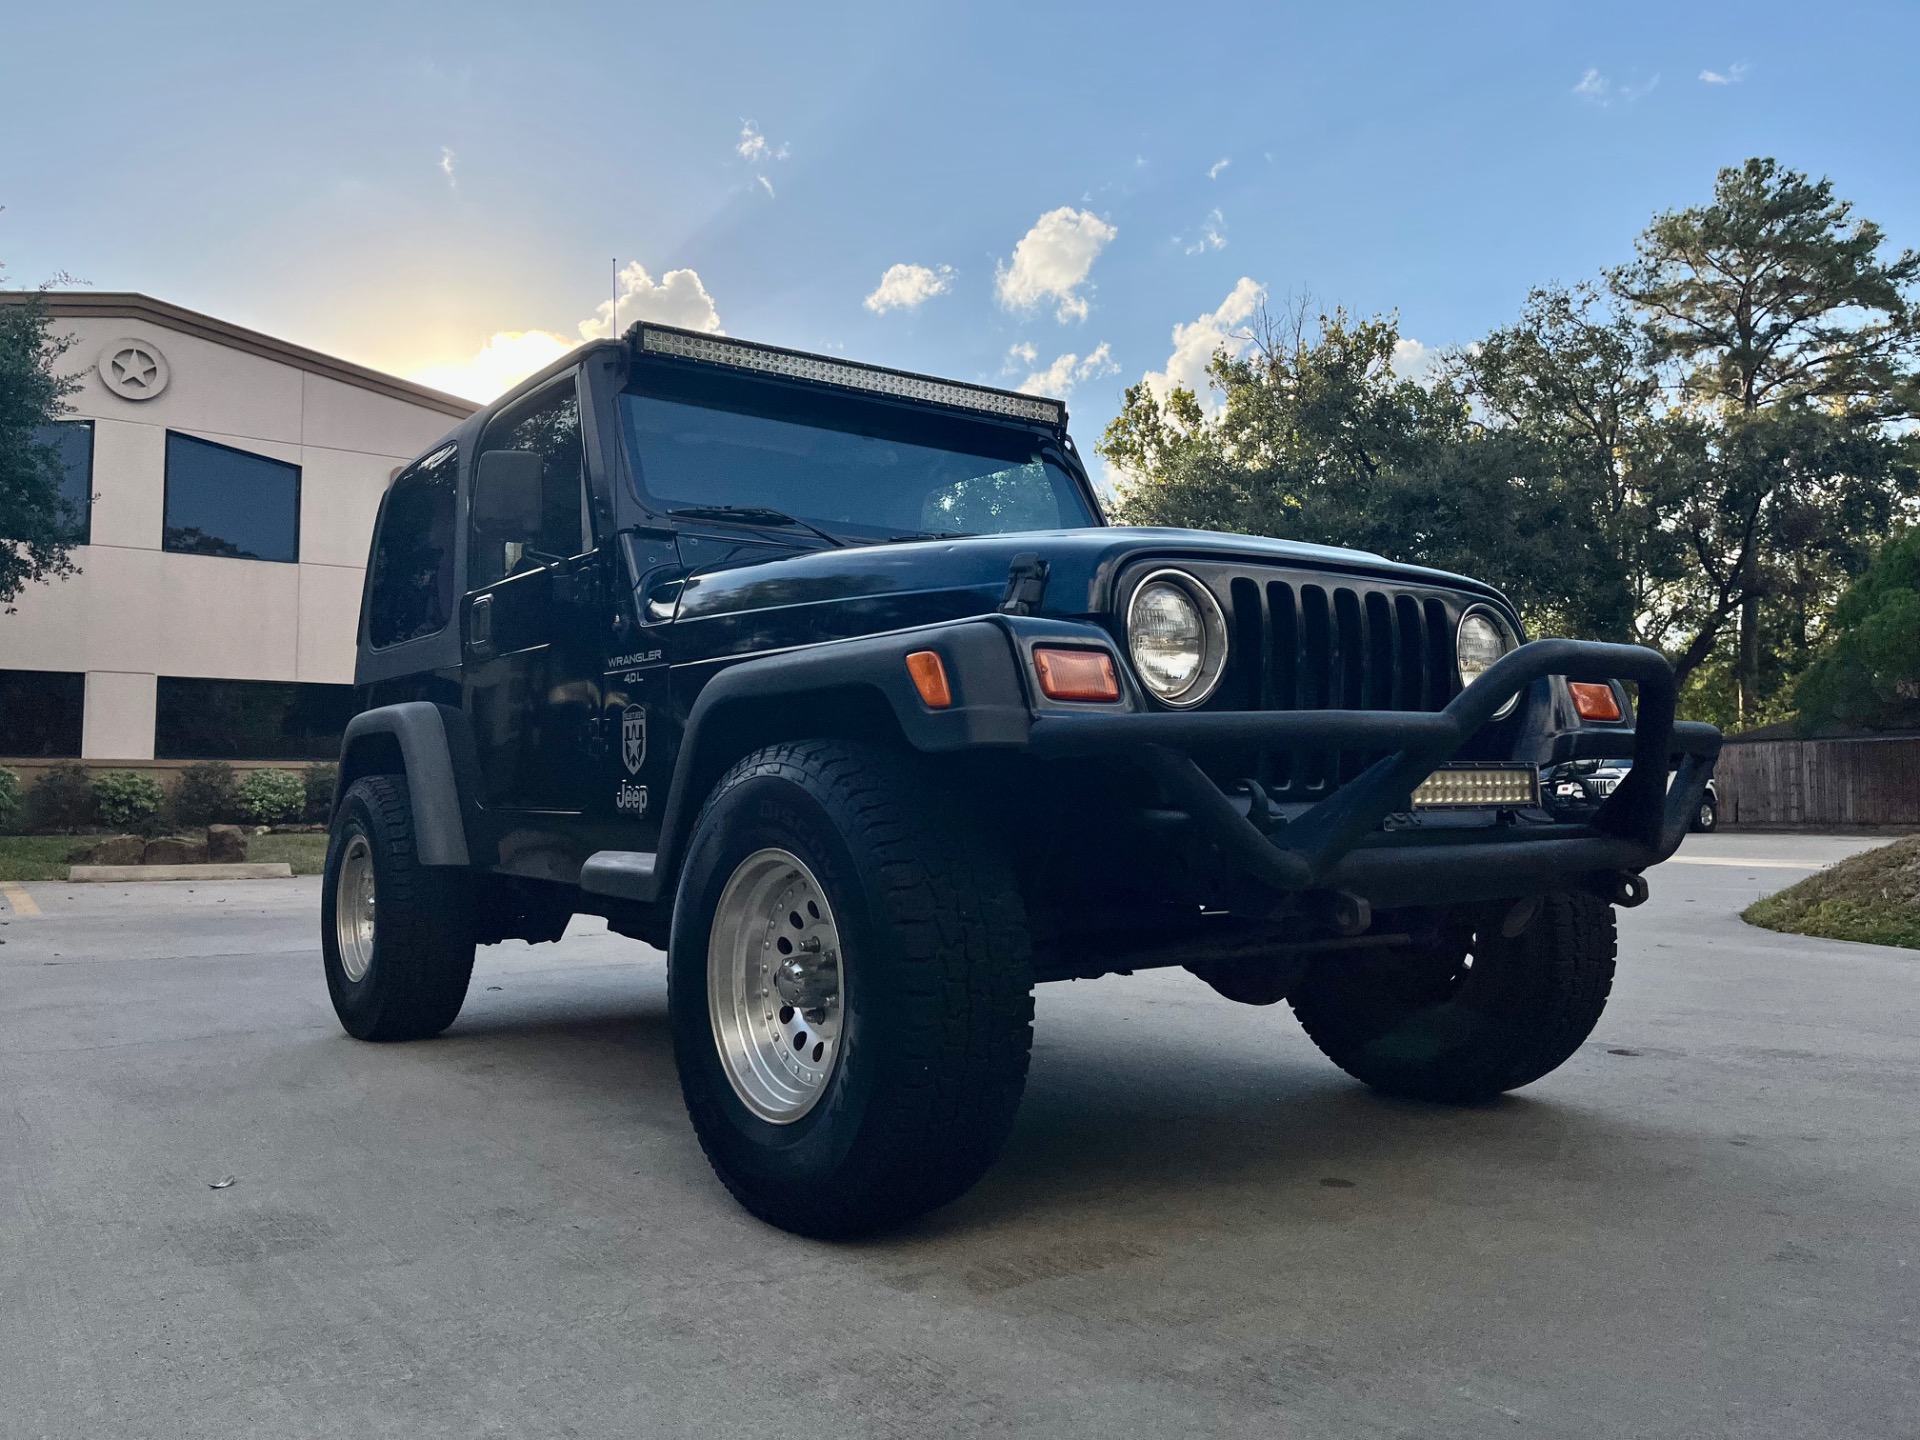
[66,863,296,883]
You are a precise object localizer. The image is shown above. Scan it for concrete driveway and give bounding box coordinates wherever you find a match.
[1,833,1913,1438]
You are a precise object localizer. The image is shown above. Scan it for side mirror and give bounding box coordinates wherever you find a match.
[472,450,545,533]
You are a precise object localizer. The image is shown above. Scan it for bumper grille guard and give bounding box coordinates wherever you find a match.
[1026,638,1722,907]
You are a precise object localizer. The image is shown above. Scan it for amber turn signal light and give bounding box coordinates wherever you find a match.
[1569,681,1622,721]
[905,651,952,708]
[1032,647,1121,702]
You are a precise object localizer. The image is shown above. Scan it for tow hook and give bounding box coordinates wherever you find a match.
[1604,871,1650,907]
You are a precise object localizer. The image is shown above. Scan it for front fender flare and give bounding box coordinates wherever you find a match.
[629,619,1042,906]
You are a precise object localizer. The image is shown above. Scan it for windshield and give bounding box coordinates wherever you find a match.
[620,373,1099,541]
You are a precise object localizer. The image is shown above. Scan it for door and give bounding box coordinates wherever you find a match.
[462,374,606,822]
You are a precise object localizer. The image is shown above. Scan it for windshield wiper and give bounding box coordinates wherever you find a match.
[665,506,848,549]
[882,530,976,543]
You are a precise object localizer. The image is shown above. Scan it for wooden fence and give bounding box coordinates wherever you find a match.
[1716,735,1920,829]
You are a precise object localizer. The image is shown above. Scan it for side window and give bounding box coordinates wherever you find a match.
[470,379,586,588]
[367,444,458,648]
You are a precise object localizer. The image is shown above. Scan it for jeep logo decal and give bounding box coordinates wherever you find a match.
[621,704,647,775]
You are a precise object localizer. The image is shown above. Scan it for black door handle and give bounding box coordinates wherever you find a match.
[466,593,495,658]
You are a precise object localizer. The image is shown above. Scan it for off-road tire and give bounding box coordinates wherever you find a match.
[1289,892,1616,1102]
[322,775,477,1042]
[669,740,1034,1238]
[1692,791,1719,833]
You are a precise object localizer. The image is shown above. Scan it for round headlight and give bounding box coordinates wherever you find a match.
[1456,606,1519,716]
[1126,570,1227,707]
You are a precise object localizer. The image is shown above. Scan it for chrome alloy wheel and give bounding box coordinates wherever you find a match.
[708,847,846,1124]
[335,833,377,983]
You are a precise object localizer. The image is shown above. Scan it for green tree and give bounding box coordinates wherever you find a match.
[1103,305,1594,631]
[1793,527,1920,734]
[1612,157,1920,719]
[1444,282,1695,646]
[0,284,83,609]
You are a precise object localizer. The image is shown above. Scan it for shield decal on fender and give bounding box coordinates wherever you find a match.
[621,704,647,775]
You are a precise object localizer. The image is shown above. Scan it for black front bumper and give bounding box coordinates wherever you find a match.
[1024,638,1723,909]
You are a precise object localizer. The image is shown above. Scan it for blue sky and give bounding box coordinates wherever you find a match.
[6,1,1918,479]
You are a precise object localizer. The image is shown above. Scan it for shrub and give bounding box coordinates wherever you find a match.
[92,771,166,829]
[303,762,338,822]
[0,767,19,831]
[173,760,239,827]
[238,768,305,824]
[28,761,97,832]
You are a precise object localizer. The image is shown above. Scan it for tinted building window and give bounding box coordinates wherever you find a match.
[368,444,458,648]
[0,670,84,757]
[470,380,585,588]
[163,432,301,562]
[32,420,93,544]
[154,678,354,760]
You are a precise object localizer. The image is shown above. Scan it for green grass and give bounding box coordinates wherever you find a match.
[246,832,329,875]
[1744,835,1920,951]
[0,831,331,881]
[0,835,89,882]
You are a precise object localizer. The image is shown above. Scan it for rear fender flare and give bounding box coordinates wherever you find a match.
[336,702,473,867]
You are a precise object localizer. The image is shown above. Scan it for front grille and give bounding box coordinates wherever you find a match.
[1223,576,1457,716]
[1131,561,1478,801]
[1586,776,1619,797]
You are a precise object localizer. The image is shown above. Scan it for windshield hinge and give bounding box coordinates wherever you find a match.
[999,552,1051,616]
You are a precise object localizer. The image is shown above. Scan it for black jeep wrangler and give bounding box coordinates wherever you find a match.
[324,323,1721,1237]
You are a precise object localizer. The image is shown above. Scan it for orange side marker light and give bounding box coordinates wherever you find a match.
[1033,647,1121,702]
[1569,682,1622,721]
[905,651,952,708]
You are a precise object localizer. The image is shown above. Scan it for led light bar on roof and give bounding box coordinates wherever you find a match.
[636,324,1065,426]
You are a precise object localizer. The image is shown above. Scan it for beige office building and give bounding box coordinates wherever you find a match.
[0,293,473,769]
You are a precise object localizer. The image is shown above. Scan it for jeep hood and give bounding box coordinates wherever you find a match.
[675,526,1508,629]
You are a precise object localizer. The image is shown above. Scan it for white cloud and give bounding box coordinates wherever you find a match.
[1575,67,1660,105]
[1003,341,1038,370]
[582,261,724,339]
[995,207,1117,323]
[863,262,955,314]
[736,120,787,164]
[1143,277,1265,407]
[1391,337,1433,380]
[1016,343,1119,398]
[438,147,456,186]
[1182,208,1228,255]
[1699,62,1748,84]
[407,259,724,403]
[1207,157,1231,180]
[736,120,789,197]
[408,331,574,403]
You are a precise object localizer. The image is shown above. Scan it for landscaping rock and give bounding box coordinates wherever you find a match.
[206,825,249,863]
[143,835,209,865]
[66,835,148,866]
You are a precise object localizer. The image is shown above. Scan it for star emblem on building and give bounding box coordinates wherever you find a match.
[97,337,170,400]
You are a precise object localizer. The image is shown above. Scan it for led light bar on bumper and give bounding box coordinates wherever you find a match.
[636,324,1065,425]
[1411,764,1541,809]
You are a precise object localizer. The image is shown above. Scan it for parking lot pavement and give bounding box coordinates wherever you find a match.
[2,834,1914,1439]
